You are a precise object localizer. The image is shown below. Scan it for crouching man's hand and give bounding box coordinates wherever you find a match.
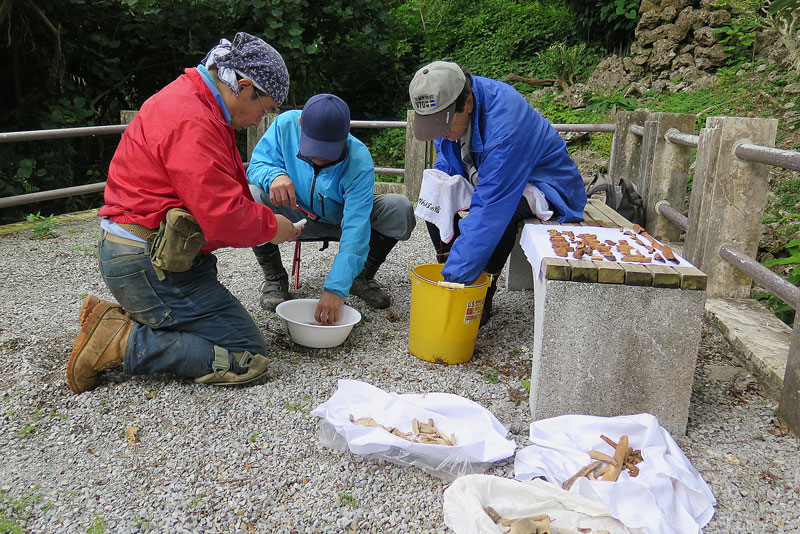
[270,215,301,244]
[315,291,342,325]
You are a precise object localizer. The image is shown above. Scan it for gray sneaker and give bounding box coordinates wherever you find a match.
[350,277,391,309]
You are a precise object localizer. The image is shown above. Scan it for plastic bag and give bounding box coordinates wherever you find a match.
[443,474,632,534]
[312,380,517,481]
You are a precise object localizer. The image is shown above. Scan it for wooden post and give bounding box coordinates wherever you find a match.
[404,110,433,203]
[246,112,278,162]
[689,116,777,298]
[607,109,648,186]
[778,319,800,436]
[638,112,695,242]
[120,110,138,125]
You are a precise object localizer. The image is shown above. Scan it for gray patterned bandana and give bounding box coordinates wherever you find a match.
[202,32,289,105]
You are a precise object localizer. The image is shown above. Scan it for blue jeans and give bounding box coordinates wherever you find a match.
[97,231,267,378]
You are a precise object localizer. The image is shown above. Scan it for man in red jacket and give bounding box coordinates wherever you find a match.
[67,32,300,394]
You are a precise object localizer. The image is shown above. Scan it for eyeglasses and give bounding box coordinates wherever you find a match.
[255,91,276,119]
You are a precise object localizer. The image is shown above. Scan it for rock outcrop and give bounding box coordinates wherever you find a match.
[585,0,744,96]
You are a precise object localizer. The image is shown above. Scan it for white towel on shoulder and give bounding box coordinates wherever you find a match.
[523,182,553,221]
[415,169,474,244]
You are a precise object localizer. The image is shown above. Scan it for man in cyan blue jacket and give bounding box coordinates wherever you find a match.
[248,94,415,324]
[409,61,586,326]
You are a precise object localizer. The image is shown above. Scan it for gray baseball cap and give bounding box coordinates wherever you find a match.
[408,61,466,141]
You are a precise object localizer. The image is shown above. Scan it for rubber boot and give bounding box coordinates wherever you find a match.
[67,306,133,394]
[479,272,501,328]
[350,230,398,309]
[351,257,392,309]
[253,244,290,311]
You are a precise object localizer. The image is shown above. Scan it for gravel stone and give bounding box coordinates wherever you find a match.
[0,215,798,533]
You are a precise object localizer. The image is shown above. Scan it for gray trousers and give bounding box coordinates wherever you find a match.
[249,184,416,242]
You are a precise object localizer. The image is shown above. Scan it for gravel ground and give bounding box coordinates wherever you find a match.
[0,214,798,534]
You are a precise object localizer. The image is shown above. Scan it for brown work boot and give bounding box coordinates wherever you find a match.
[78,295,121,328]
[67,306,133,394]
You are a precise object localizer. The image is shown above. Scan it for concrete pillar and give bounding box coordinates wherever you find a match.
[529,276,705,436]
[778,318,800,436]
[607,110,648,186]
[684,124,723,265]
[689,116,778,298]
[404,110,434,203]
[246,112,278,162]
[120,110,138,124]
[638,113,695,242]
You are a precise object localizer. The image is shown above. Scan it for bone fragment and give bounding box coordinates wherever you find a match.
[484,506,501,523]
[562,460,602,490]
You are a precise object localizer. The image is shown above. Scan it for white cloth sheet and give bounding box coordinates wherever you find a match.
[522,183,553,221]
[311,379,516,466]
[514,413,716,534]
[415,169,474,244]
[519,223,694,280]
[444,474,632,534]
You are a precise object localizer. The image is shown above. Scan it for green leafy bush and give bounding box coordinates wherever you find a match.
[393,0,588,80]
[755,238,800,325]
[586,89,639,113]
[564,0,640,47]
[25,212,60,239]
[537,43,588,90]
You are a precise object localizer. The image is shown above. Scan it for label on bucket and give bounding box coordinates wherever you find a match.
[464,298,484,324]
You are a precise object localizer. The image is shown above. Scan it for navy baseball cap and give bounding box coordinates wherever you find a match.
[299,94,351,160]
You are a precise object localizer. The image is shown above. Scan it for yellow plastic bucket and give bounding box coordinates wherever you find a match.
[408,263,491,364]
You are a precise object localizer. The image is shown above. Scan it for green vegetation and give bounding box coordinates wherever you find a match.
[756,238,800,324]
[25,212,59,239]
[283,395,312,413]
[0,487,44,533]
[713,0,764,64]
[337,492,359,509]
[87,513,107,534]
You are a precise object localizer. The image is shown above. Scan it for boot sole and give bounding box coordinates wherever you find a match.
[67,305,118,394]
[204,373,269,386]
[79,295,101,327]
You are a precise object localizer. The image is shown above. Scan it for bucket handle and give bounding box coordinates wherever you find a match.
[437,281,465,290]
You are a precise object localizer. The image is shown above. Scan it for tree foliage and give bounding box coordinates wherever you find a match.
[0,0,609,222]
[563,0,640,47]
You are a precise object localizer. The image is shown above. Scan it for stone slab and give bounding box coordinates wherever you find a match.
[704,297,791,401]
[530,277,706,436]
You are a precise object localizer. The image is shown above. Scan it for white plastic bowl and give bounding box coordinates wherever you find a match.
[275,299,362,348]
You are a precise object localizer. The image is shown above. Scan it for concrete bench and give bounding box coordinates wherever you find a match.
[507,198,707,435]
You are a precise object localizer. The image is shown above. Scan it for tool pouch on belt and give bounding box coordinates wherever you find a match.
[148,208,207,280]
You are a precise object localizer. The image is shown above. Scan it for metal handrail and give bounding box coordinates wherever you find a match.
[629,124,644,136]
[552,123,615,132]
[719,244,800,309]
[735,143,800,172]
[0,125,127,143]
[0,119,616,209]
[655,200,688,231]
[656,200,798,309]
[665,128,699,148]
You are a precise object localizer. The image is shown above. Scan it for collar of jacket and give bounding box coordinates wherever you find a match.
[184,68,230,127]
[466,76,487,155]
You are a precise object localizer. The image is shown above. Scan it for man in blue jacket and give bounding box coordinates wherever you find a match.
[409,61,587,326]
[247,94,415,324]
